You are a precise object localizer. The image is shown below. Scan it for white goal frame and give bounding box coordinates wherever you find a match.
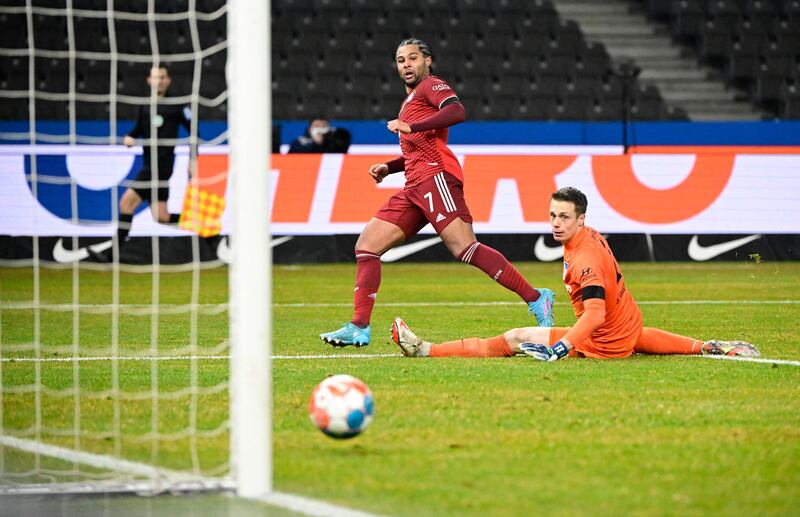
[227,0,272,499]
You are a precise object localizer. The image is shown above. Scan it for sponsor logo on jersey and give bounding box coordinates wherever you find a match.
[432,83,451,91]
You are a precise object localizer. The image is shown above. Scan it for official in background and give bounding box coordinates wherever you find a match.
[89,65,193,262]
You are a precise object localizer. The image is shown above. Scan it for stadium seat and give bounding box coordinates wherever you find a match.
[0,14,26,49]
[707,0,743,32]
[588,97,624,121]
[671,0,705,44]
[73,16,110,53]
[699,23,733,64]
[36,99,70,120]
[553,96,592,120]
[631,98,665,120]
[114,21,150,55]
[35,58,68,93]
[641,0,673,22]
[32,14,68,51]
[781,83,800,118]
[156,20,193,55]
[575,43,611,79]
[0,56,29,92]
[76,60,111,94]
[743,0,780,32]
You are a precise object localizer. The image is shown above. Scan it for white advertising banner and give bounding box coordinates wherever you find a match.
[1,144,799,236]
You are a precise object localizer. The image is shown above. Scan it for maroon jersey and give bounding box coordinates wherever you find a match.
[398,75,463,188]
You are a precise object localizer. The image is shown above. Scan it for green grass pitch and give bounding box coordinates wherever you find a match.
[1,261,799,515]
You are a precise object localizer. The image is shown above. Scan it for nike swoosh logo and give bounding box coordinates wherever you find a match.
[381,237,442,263]
[534,236,564,262]
[216,235,294,264]
[688,235,761,261]
[52,238,113,263]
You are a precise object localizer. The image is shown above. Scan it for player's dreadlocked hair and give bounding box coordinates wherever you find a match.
[551,187,588,216]
[397,37,434,73]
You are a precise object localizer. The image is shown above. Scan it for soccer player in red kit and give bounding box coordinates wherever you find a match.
[320,38,554,347]
[390,187,760,360]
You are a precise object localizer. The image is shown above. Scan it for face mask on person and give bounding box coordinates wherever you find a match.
[310,126,330,140]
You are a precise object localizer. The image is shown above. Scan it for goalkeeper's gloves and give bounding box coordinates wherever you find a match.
[520,340,570,362]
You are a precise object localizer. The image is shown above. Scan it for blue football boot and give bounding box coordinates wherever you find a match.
[527,288,555,327]
[320,322,371,347]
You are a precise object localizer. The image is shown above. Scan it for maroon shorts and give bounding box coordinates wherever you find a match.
[374,171,473,239]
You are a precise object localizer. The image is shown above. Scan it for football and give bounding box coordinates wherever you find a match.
[309,374,374,439]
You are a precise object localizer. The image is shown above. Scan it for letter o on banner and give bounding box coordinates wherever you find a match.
[591,152,735,224]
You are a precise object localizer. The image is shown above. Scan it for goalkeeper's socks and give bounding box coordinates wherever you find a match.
[352,250,381,327]
[116,213,134,244]
[459,242,539,302]
[430,335,514,358]
[634,327,703,355]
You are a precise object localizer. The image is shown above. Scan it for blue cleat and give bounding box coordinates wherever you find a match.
[320,322,371,347]
[528,288,555,327]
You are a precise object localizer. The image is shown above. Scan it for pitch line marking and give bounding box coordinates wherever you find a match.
[0,436,385,516]
[1,353,403,363]
[2,300,798,311]
[3,353,799,367]
[274,300,800,308]
[696,355,800,367]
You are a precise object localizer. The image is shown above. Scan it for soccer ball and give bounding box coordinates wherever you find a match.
[309,374,374,439]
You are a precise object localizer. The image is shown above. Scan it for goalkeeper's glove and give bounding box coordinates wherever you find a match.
[520,340,569,362]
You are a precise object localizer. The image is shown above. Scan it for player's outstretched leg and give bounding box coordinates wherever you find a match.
[390,318,431,357]
[528,288,555,327]
[701,340,760,357]
[320,323,371,348]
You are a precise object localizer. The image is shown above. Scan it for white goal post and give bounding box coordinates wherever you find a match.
[0,0,272,499]
[227,0,272,499]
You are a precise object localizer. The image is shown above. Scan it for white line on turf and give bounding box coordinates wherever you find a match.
[0,436,385,516]
[0,435,216,487]
[1,353,403,363]
[276,300,800,307]
[2,300,798,310]
[3,353,799,367]
[696,355,800,367]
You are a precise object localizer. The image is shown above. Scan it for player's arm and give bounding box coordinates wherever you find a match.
[123,107,145,146]
[368,156,404,184]
[521,294,606,362]
[387,98,465,134]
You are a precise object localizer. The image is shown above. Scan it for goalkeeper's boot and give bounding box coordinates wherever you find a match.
[701,340,761,357]
[390,318,430,357]
[528,288,555,327]
[320,322,370,348]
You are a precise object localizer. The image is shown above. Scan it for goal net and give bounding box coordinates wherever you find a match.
[0,0,271,496]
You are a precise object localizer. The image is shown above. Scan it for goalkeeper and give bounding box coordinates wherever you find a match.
[391,187,760,361]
